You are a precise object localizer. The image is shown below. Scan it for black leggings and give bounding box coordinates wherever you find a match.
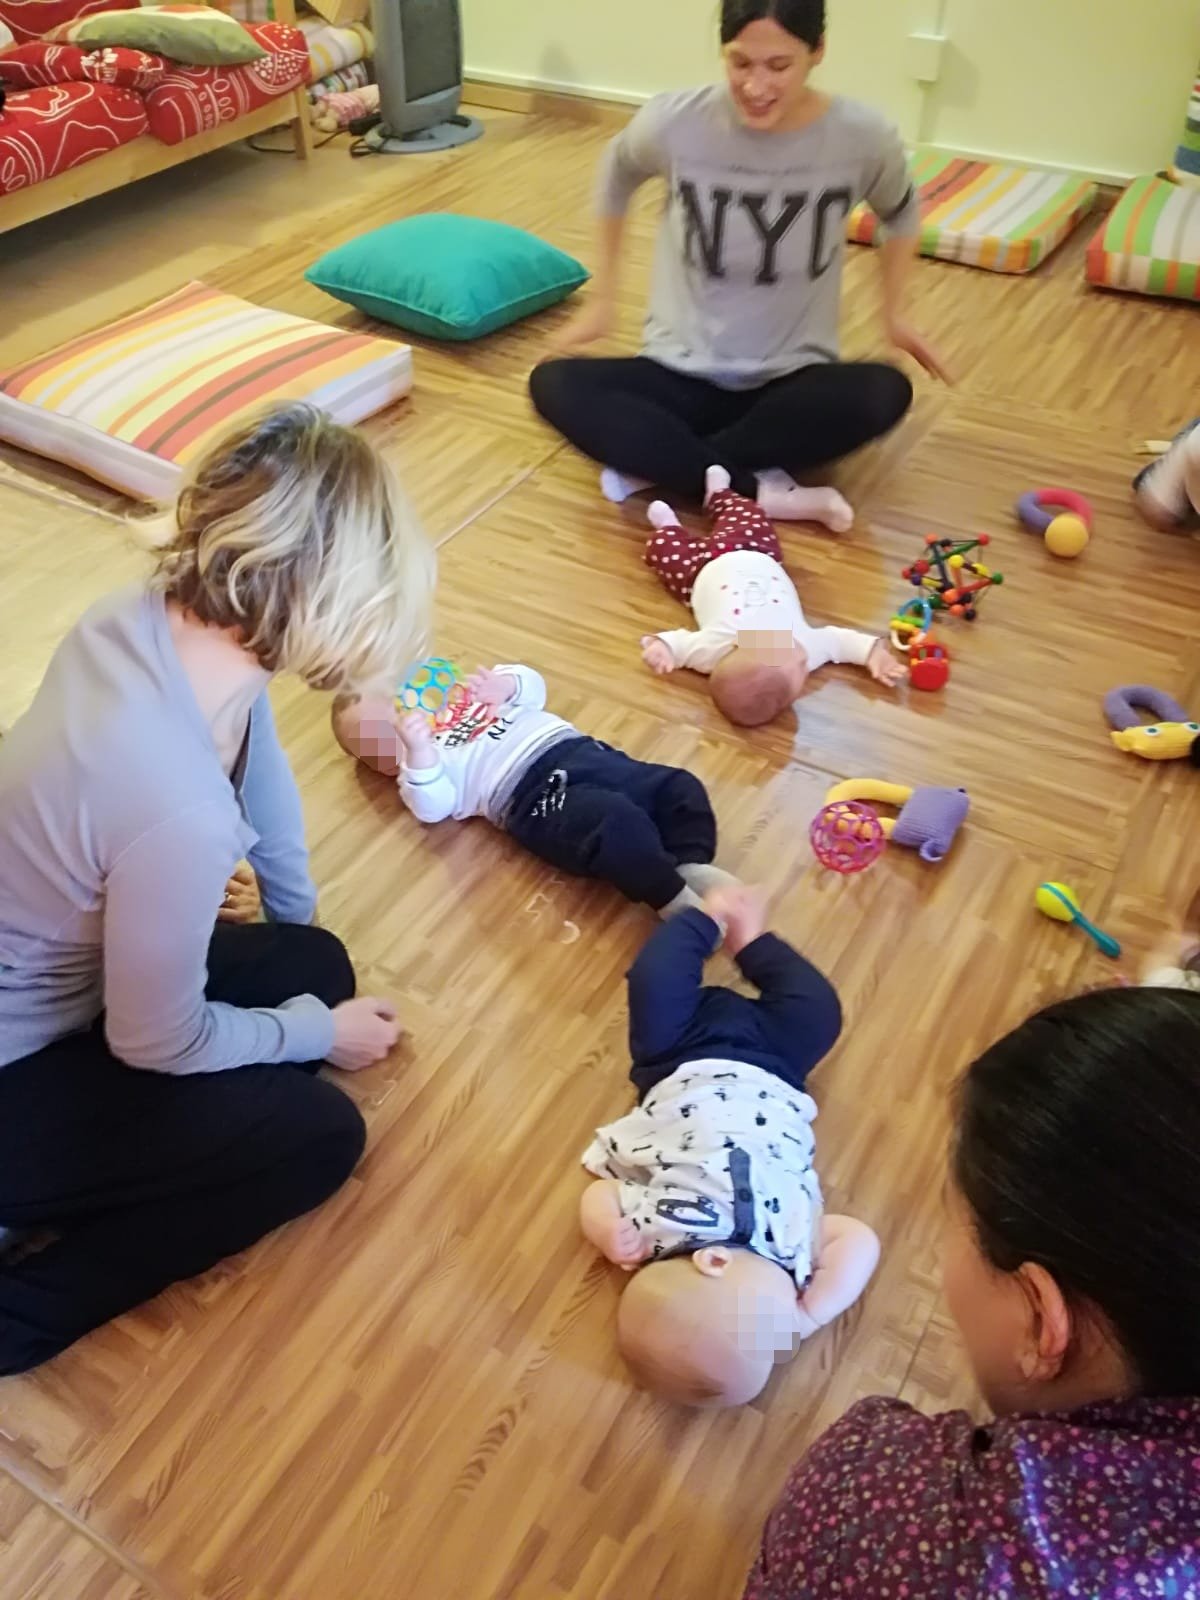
[529,355,913,502]
[506,737,716,911]
[0,922,364,1375]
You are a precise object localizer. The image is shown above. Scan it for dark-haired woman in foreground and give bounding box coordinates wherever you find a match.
[530,0,949,520]
[745,983,1200,1598]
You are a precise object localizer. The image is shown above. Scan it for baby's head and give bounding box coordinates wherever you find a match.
[710,633,808,727]
[617,1246,803,1407]
[331,690,404,777]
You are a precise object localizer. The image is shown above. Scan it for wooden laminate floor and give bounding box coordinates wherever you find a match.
[1,108,1199,1600]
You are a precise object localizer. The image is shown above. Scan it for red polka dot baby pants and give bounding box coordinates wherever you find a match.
[644,490,785,603]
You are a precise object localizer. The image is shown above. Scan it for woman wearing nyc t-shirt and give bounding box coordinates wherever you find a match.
[530,0,949,521]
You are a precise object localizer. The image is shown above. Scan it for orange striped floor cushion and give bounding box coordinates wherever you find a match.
[849,147,1097,274]
[0,281,413,499]
[1085,176,1200,301]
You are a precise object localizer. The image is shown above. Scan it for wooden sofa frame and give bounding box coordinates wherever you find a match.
[1,0,311,234]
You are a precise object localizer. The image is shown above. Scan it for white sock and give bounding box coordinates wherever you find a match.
[1136,421,1200,526]
[678,863,743,896]
[755,470,854,531]
[1185,428,1200,519]
[1144,965,1200,992]
[1138,447,1193,524]
[600,467,653,504]
[659,884,705,920]
[647,499,680,530]
[704,464,732,504]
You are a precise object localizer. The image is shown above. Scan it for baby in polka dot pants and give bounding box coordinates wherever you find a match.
[641,467,905,727]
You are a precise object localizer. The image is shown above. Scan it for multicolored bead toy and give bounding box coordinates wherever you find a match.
[901,534,1003,621]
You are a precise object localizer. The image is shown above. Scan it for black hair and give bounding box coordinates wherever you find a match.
[954,985,1200,1397]
[720,0,825,49]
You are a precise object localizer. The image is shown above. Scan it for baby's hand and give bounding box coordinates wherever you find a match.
[464,666,518,708]
[580,1179,652,1271]
[397,711,436,757]
[867,639,907,688]
[641,636,676,676]
[705,883,768,956]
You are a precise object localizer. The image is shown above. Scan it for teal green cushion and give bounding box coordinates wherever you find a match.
[305,214,590,341]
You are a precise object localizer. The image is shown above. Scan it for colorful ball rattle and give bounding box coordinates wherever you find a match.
[397,656,463,720]
[1035,881,1121,958]
[810,801,886,875]
[1016,488,1093,559]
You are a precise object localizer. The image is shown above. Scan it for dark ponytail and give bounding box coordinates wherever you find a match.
[720,0,825,49]
[954,986,1200,1396]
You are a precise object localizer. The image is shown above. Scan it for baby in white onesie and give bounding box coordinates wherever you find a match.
[580,885,879,1407]
[640,467,904,726]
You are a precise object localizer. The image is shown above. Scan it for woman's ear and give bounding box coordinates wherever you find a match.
[1015,1262,1072,1382]
[692,1247,733,1278]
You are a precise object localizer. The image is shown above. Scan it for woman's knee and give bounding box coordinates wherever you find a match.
[861,363,914,434]
[528,358,577,425]
[270,1074,367,1206]
[281,924,356,1009]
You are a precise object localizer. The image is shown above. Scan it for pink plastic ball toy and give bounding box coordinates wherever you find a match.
[810,801,886,875]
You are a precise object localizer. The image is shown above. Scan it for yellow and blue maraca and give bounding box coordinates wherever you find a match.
[1035,882,1121,959]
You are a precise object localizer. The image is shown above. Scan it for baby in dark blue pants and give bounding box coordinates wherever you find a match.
[581,886,879,1407]
[332,662,738,915]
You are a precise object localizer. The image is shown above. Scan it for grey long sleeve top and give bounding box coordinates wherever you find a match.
[0,584,334,1073]
[596,87,920,388]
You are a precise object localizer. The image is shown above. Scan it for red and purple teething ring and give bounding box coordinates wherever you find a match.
[810,801,886,875]
[1016,487,1094,538]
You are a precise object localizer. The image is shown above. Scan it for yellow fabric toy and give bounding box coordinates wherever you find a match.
[1104,686,1200,764]
[824,779,969,864]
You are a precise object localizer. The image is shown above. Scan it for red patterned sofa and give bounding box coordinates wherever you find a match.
[0,0,310,232]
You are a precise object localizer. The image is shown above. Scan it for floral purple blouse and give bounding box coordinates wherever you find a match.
[743,1394,1200,1599]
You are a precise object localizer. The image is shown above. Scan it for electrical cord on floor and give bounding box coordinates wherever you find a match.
[247,124,345,154]
[348,111,384,157]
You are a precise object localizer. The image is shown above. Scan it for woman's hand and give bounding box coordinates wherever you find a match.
[641,636,676,676]
[550,296,617,355]
[887,318,954,384]
[328,996,401,1071]
[218,862,262,925]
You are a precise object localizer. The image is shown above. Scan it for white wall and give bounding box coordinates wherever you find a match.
[461,0,1200,181]
[930,0,1199,179]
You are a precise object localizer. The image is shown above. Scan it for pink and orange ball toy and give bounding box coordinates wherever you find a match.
[810,801,887,875]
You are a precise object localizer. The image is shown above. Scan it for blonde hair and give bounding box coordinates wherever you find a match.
[710,653,798,728]
[150,402,434,692]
